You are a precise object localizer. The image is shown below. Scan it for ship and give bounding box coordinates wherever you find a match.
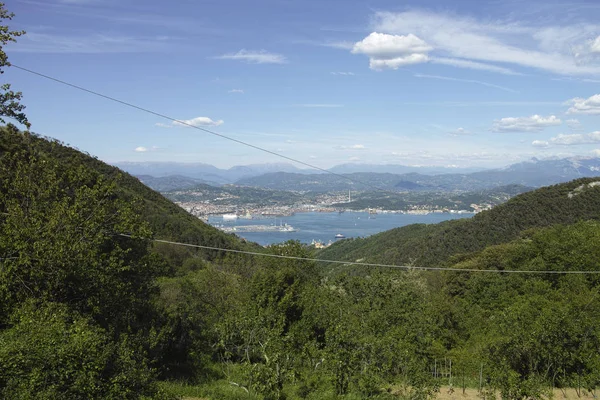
[335,233,345,239]
[222,213,238,221]
[215,223,298,233]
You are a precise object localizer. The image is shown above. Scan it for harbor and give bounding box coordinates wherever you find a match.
[207,211,474,246]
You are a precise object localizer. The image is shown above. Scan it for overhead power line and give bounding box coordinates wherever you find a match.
[118,234,600,275]
[12,64,395,195]
[20,65,599,275]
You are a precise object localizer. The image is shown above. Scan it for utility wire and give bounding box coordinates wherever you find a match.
[19,65,600,275]
[118,234,600,275]
[12,64,396,195]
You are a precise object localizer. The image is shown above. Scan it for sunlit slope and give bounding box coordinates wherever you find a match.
[0,127,250,267]
[318,177,600,269]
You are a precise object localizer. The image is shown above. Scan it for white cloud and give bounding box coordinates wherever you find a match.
[368,10,600,76]
[566,119,583,131]
[549,131,600,145]
[431,57,518,75]
[449,128,472,136]
[414,73,517,93]
[592,149,600,156]
[349,156,361,161]
[331,72,355,76]
[321,41,354,50]
[228,89,244,94]
[592,36,600,53]
[173,117,224,127]
[216,49,287,64]
[155,122,172,128]
[351,32,432,70]
[492,115,562,133]
[335,144,367,150]
[134,145,160,152]
[16,32,174,53]
[532,140,550,148]
[566,94,600,115]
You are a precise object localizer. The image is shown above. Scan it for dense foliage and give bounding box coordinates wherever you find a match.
[3,126,600,399]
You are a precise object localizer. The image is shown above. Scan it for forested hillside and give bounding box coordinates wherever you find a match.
[0,126,253,269]
[4,126,600,400]
[318,177,600,270]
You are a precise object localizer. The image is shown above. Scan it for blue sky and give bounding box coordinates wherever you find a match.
[5,0,600,169]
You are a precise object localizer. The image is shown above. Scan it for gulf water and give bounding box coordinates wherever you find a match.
[208,211,473,246]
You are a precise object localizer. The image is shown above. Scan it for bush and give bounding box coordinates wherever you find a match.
[0,301,171,400]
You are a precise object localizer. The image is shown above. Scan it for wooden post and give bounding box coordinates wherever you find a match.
[479,363,483,393]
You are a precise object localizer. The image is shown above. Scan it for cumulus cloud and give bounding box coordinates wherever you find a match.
[566,94,600,115]
[362,10,600,76]
[549,131,600,145]
[216,49,287,64]
[134,145,160,152]
[173,117,224,127]
[492,115,561,133]
[532,140,550,148]
[351,32,432,70]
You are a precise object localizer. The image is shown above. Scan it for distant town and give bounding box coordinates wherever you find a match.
[173,190,487,222]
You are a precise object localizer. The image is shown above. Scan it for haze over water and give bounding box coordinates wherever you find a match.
[208,211,473,246]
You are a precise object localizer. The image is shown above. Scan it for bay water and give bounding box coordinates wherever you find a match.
[208,211,473,246]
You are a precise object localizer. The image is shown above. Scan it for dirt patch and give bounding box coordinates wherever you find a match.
[435,386,598,400]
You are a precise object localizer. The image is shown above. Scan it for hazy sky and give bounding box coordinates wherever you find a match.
[6,0,600,169]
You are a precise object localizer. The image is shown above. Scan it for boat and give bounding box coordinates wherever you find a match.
[222,213,238,221]
[279,223,297,232]
[335,233,345,239]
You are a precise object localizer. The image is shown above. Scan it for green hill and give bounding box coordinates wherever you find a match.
[0,127,252,270]
[318,177,600,270]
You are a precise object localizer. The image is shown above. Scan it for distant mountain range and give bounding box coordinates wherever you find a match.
[236,157,600,192]
[118,157,600,193]
[115,161,313,185]
[115,161,490,186]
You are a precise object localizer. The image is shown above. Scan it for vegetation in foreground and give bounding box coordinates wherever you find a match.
[3,126,600,400]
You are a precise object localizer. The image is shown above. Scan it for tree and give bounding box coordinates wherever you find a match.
[0,301,171,400]
[0,2,29,129]
[0,135,164,333]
